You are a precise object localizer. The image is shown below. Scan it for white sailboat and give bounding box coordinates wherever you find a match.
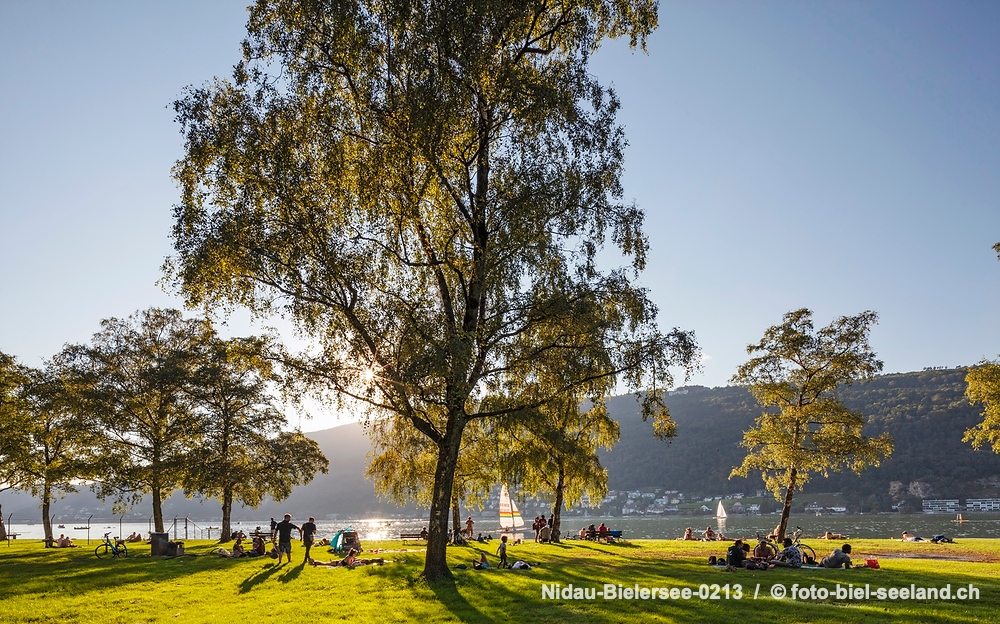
[498,484,525,536]
[716,501,727,519]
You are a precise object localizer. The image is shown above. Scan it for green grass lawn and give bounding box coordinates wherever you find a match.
[2,536,998,623]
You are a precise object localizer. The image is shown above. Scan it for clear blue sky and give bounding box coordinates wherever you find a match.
[2,1,998,431]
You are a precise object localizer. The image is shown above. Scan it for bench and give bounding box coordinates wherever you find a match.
[400,533,426,541]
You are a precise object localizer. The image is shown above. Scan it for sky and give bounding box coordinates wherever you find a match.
[1,1,998,432]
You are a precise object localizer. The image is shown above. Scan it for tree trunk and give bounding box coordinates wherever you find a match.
[42,482,53,545]
[152,484,165,533]
[552,467,565,543]
[451,496,461,541]
[0,502,6,541]
[776,468,797,542]
[422,420,465,581]
[220,488,233,543]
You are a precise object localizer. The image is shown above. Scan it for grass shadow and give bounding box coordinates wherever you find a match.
[278,561,306,583]
[427,574,497,624]
[238,562,284,594]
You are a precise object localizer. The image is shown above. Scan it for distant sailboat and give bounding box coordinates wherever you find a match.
[954,514,968,523]
[499,484,525,533]
[716,501,727,519]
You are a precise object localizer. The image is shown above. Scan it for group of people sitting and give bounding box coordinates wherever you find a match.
[217,535,269,558]
[49,534,76,548]
[579,523,614,542]
[724,537,853,570]
[682,526,727,541]
[124,532,145,543]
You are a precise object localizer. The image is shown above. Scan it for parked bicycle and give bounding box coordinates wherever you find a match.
[95,532,128,559]
[755,526,816,562]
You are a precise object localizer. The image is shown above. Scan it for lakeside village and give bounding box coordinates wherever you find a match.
[464,488,1000,518]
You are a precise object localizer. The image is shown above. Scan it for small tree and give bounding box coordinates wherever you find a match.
[16,362,99,544]
[0,351,31,540]
[63,308,209,532]
[730,308,893,541]
[182,335,329,541]
[505,398,618,543]
[963,359,1000,452]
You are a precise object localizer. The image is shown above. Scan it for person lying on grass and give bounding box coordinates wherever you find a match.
[820,531,847,540]
[309,549,387,568]
[819,544,852,568]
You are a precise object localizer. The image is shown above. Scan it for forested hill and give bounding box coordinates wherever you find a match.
[601,367,1000,503]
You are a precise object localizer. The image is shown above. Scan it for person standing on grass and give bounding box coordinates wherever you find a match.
[497,535,508,568]
[301,516,317,563]
[274,513,300,565]
[465,516,475,539]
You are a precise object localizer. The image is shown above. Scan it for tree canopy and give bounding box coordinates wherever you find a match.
[168,0,695,579]
[964,361,1000,453]
[729,308,893,541]
[181,334,328,541]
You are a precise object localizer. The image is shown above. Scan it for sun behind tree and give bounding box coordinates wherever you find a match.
[730,308,893,541]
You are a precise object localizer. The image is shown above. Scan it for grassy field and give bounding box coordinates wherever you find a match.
[2,536,998,623]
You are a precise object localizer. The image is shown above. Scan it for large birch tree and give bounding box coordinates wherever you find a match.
[168,0,696,579]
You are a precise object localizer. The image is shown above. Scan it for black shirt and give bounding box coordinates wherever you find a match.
[301,522,317,544]
[727,544,747,567]
[275,519,299,541]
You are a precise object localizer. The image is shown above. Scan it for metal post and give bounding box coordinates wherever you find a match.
[87,515,93,545]
[5,513,11,547]
[184,516,189,540]
[172,516,178,540]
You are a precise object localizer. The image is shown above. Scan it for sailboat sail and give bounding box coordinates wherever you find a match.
[499,485,525,529]
[716,501,727,519]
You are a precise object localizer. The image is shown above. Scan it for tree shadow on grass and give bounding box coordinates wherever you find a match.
[238,562,284,594]
[428,575,498,624]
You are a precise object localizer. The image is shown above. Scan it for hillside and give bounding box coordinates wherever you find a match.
[3,367,998,522]
[602,367,1000,509]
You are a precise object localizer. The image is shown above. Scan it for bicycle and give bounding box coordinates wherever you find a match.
[755,527,816,563]
[95,532,128,559]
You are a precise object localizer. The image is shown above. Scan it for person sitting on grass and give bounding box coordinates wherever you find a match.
[682,527,697,541]
[473,552,491,570]
[57,534,76,548]
[702,526,716,541]
[769,538,802,568]
[726,539,748,568]
[753,538,774,561]
[821,531,847,540]
[819,543,852,568]
[230,536,246,558]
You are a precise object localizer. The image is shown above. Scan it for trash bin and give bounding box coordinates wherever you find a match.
[150,532,169,556]
[166,541,184,556]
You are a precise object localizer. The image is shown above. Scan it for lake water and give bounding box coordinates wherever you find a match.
[6,512,995,544]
